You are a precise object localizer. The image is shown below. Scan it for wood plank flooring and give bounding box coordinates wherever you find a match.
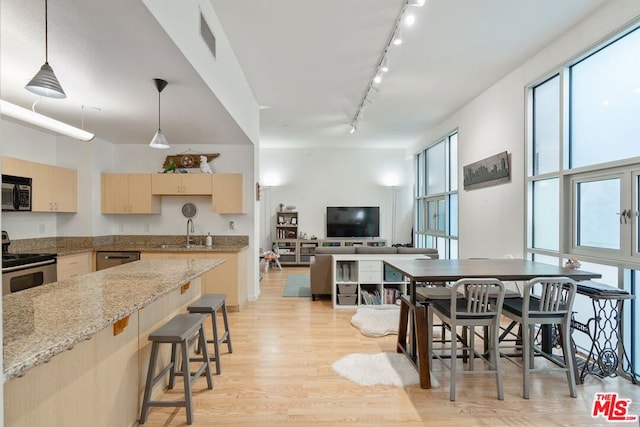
[142,267,639,426]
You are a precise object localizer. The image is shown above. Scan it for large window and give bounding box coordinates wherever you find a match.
[415,131,458,259]
[527,23,640,380]
[570,27,640,169]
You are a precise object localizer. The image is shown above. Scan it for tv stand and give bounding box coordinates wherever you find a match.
[320,238,386,248]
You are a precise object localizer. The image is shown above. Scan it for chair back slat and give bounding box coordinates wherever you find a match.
[526,277,576,316]
[451,278,505,318]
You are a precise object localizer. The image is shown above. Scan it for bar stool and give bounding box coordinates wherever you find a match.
[140,313,213,425]
[187,294,233,375]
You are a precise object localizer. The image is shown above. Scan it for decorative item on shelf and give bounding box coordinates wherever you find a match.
[199,155,213,173]
[291,217,297,225]
[564,257,582,269]
[279,203,284,212]
[162,152,219,169]
[162,159,176,173]
[278,215,284,224]
[286,205,296,211]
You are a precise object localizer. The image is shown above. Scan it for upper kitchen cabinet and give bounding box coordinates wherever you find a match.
[211,173,245,214]
[2,156,78,212]
[151,174,212,195]
[101,173,160,214]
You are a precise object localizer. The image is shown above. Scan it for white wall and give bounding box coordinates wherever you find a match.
[259,147,413,250]
[408,0,640,260]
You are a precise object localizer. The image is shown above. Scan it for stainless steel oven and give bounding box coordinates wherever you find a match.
[2,231,56,295]
[2,174,32,211]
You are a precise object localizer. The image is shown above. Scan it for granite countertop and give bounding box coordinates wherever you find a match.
[2,258,224,381]
[48,244,249,257]
[6,234,250,257]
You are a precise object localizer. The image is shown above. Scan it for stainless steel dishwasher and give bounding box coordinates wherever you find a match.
[96,251,140,271]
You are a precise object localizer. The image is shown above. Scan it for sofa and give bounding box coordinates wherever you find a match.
[309,246,439,300]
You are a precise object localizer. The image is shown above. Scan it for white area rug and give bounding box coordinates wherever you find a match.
[350,305,400,337]
[332,352,439,388]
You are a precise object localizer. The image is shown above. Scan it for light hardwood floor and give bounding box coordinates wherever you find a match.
[142,267,639,426]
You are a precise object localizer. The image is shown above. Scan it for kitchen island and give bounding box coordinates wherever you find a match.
[3,258,224,427]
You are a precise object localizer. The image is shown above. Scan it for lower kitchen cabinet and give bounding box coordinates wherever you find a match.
[57,252,92,281]
[141,249,247,310]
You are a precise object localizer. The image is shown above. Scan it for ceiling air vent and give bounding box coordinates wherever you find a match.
[200,12,216,58]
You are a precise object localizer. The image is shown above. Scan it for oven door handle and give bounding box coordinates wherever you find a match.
[2,258,56,273]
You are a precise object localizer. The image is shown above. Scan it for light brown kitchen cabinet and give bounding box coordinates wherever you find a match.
[211,173,245,214]
[151,173,212,195]
[57,252,92,281]
[140,248,247,311]
[101,173,160,214]
[2,156,78,212]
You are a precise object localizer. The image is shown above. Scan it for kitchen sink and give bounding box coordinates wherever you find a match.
[153,244,208,249]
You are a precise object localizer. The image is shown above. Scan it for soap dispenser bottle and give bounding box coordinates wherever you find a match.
[205,232,213,247]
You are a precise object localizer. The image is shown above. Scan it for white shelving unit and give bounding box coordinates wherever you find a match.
[331,253,430,309]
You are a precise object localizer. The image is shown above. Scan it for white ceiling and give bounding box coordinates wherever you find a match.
[1,0,610,149]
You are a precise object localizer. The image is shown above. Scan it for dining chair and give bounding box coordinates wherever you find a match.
[427,278,506,401]
[500,277,577,399]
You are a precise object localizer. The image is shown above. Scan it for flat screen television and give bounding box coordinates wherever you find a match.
[326,206,380,238]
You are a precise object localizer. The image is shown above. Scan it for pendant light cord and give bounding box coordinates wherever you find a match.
[158,90,161,131]
[44,0,49,63]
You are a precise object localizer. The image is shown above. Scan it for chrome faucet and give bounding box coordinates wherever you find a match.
[186,218,194,247]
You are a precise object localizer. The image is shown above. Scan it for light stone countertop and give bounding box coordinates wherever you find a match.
[2,258,224,382]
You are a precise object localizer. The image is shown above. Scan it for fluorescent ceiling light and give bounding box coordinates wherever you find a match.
[373,73,383,84]
[0,99,95,141]
[408,0,426,6]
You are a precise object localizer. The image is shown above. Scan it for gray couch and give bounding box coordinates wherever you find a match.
[309,246,439,300]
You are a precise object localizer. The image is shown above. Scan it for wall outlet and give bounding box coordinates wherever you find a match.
[38,224,45,234]
[229,221,235,231]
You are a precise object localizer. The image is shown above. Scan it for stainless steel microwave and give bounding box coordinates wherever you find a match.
[2,174,32,211]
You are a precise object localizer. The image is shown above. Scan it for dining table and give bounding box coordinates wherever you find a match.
[384,258,602,389]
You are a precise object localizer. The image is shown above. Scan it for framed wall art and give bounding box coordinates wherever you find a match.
[463,151,510,190]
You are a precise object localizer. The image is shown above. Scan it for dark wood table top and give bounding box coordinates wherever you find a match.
[384,258,602,282]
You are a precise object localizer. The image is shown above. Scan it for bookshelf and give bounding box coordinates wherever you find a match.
[274,211,318,265]
[331,254,430,309]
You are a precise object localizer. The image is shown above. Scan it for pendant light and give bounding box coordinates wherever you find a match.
[25,0,66,99]
[149,78,170,149]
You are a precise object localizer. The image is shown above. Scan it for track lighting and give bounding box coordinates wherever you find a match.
[404,14,416,26]
[348,0,423,133]
[380,57,390,73]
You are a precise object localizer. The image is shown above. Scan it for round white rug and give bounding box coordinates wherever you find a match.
[332,352,439,388]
